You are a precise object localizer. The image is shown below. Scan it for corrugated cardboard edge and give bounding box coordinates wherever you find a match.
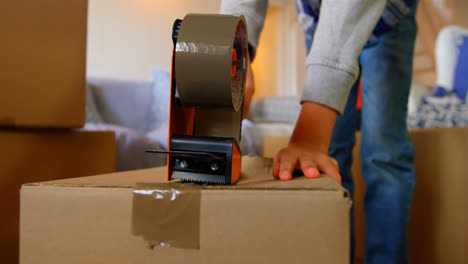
[22,180,351,194]
[21,156,350,196]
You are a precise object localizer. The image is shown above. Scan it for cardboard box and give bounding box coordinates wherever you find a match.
[262,135,366,264]
[20,156,351,264]
[0,0,88,128]
[1,129,116,264]
[408,127,467,264]
[263,127,468,264]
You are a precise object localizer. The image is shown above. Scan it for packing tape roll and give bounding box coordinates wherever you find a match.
[175,14,248,112]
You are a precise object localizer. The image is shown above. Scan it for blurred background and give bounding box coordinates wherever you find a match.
[86,0,468,96]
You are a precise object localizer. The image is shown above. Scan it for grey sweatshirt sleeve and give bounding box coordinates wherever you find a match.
[220,0,268,60]
[221,0,386,114]
[302,0,386,113]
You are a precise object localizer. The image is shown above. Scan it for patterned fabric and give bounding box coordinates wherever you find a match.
[296,0,417,49]
[407,87,468,129]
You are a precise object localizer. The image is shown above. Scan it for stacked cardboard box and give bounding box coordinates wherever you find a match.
[1,130,116,263]
[0,0,88,128]
[0,1,117,263]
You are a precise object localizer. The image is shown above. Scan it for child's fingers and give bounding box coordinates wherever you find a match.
[278,152,297,181]
[272,146,341,184]
[272,149,283,179]
[272,163,280,179]
[317,157,341,184]
[299,157,320,179]
[279,160,295,180]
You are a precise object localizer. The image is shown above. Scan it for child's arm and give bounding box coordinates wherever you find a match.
[273,0,386,184]
[223,0,386,184]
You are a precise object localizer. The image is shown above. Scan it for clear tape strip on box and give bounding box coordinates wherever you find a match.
[132,182,201,249]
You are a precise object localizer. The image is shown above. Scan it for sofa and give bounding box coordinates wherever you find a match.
[84,69,301,171]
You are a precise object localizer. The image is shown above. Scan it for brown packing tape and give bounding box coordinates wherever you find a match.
[132,182,201,249]
[175,14,247,111]
[194,108,242,142]
[175,14,247,142]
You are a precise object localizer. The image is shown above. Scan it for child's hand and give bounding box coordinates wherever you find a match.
[271,102,342,184]
[272,143,341,184]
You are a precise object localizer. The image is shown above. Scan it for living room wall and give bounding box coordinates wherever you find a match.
[86,0,220,81]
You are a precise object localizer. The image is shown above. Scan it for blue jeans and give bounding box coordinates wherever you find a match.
[328,5,418,264]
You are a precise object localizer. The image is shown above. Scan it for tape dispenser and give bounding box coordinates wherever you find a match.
[147,14,248,184]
